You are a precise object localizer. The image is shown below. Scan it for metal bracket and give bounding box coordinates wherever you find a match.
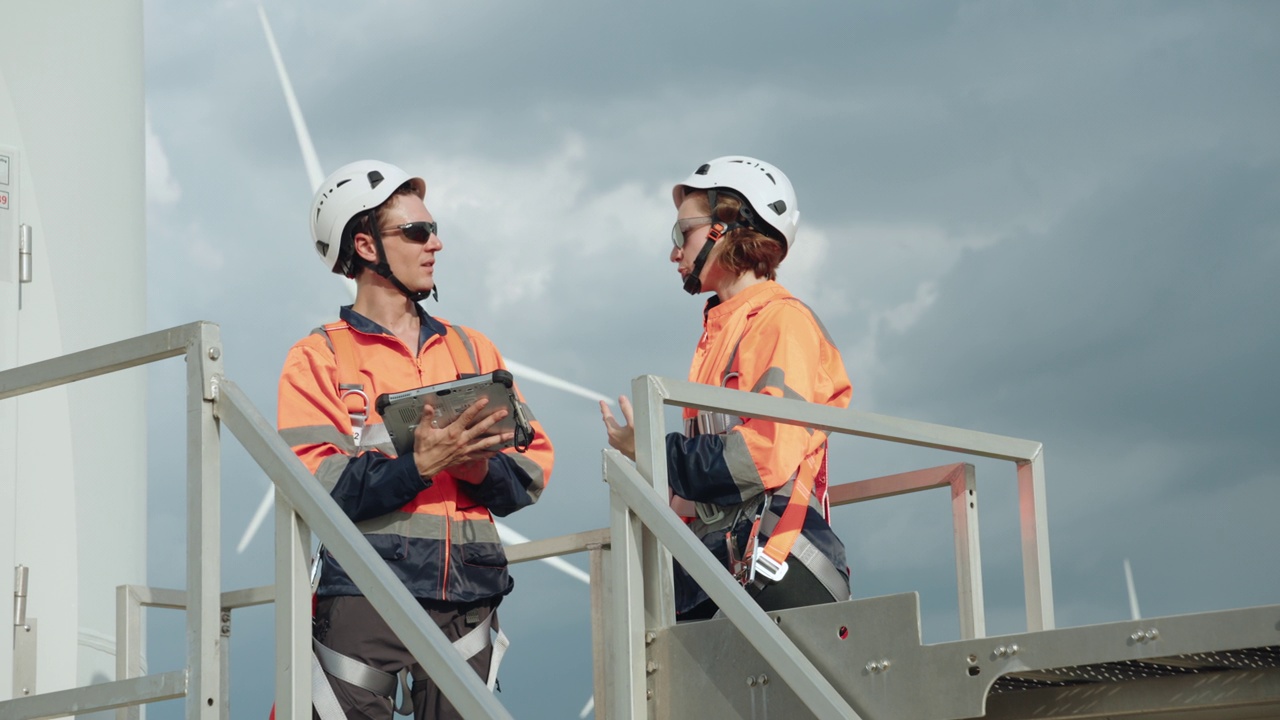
[13,566,34,694]
[18,225,32,283]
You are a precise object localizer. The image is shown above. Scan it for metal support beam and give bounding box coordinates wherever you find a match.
[0,322,202,402]
[607,486,647,720]
[186,323,223,720]
[0,671,187,720]
[652,376,1042,462]
[115,586,144,720]
[503,529,609,565]
[951,464,985,639]
[588,542,610,719]
[274,491,311,720]
[1017,451,1054,631]
[631,375,676,631]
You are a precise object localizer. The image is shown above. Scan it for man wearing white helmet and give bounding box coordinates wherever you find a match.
[602,156,852,619]
[278,160,554,718]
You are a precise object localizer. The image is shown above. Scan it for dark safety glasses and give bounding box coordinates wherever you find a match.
[671,216,712,249]
[380,221,438,243]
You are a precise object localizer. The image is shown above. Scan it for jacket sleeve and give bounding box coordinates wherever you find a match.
[451,328,554,516]
[277,339,429,523]
[668,303,850,506]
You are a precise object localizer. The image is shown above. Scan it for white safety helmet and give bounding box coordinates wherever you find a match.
[310,160,426,276]
[672,156,800,250]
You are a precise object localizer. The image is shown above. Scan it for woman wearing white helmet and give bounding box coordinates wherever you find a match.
[602,156,853,619]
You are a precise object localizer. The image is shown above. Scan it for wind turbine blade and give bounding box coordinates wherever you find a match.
[504,359,613,405]
[237,480,275,554]
[578,695,594,719]
[257,4,324,191]
[1124,558,1141,621]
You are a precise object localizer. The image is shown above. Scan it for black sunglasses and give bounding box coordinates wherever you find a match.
[379,221,438,243]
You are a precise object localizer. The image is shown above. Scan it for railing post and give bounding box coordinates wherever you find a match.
[608,482,647,720]
[275,496,311,719]
[187,323,223,719]
[588,541,610,718]
[629,375,677,632]
[950,464,985,639]
[1017,449,1055,631]
[115,585,144,720]
[219,609,231,720]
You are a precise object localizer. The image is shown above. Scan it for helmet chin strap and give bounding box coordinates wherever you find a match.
[683,188,744,296]
[682,220,734,295]
[682,233,718,295]
[369,222,437,303]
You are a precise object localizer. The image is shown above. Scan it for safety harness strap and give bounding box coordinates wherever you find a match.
[310,647,349,720]
[313,638,399,697]
[312,610,508,702]
[752,507,851,601]
[754,446,830,580]
[712,315,832,585]
[451,610,509,691]
[324,321,370,445]
[441,323,479,376]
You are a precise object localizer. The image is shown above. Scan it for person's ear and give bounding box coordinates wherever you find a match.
[353,231,379,264]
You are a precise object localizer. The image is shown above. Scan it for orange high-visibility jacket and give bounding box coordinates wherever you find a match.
[277,306,553,603]
[667,280,851,611]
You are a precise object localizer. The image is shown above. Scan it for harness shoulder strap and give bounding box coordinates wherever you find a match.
[441,322,479,376]
[714,301,835,585]
[322,321,370,444]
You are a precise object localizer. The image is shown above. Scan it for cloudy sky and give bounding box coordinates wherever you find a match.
[138,1,1279,717]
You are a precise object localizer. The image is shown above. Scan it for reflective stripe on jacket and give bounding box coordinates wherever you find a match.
[277,305,553,602]
[666,281,851,612]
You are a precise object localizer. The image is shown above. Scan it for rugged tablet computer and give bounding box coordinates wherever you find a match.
[375,370,534,456]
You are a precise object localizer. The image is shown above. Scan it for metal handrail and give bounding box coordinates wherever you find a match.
[0,322,214,720]
[0,321,515,720]
[605,373,1055,719]
[635,374,1051,630]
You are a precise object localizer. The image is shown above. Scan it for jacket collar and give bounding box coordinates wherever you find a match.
[339,304,447,352]
[702,280,788,333]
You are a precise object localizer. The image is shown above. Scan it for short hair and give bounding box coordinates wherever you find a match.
[684,190,786,281]
[345,181,421,275]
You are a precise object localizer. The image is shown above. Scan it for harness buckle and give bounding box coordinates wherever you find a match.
[749,547,789,583]
[696,503,726,524]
